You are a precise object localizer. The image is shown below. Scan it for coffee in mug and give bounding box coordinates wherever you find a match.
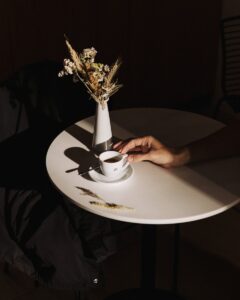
[99,150,129,177]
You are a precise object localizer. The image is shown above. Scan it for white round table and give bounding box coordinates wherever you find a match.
[46,108,240,299]
[46,108,240,225]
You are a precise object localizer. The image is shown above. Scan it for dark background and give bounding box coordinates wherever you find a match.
[2,2,240,299]
[0,0,221,112]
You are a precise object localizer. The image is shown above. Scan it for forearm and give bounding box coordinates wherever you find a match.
[182,119,240,164]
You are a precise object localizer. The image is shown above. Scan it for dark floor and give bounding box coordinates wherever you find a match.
[1,224,239,300]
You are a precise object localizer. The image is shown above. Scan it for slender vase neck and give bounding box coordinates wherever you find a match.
[92,102,112,154]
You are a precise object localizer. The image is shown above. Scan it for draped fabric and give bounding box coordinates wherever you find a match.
[0,64,126,289]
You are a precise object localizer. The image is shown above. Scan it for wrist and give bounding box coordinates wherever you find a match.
[172,146,190,167]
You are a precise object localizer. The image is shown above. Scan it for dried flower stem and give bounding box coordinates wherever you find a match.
[76,186,133,210]
[59,37,122,108]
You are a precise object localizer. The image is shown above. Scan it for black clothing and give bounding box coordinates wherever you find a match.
[0,62,124,289]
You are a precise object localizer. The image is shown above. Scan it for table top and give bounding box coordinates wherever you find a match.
[46,108,240,224]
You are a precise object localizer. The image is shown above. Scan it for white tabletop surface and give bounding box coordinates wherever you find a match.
[46,108,240,224]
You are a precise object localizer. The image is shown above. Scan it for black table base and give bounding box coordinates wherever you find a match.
[105,288,183,300]
[104,224,183,300]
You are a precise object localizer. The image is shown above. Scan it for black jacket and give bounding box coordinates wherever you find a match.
[0,62,125,289]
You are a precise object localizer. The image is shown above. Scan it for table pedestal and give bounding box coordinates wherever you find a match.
[105,225,183,300]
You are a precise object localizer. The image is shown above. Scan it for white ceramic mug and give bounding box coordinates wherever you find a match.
[99,151,129,177]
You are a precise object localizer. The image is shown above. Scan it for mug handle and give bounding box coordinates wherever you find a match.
[122,154,129,169]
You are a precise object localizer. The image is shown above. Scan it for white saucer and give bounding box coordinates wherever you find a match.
[88,165,133,183]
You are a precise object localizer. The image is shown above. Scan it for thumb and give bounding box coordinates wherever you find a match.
[128,152,152,163]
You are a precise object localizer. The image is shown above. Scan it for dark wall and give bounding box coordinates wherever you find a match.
[0,0,221,110]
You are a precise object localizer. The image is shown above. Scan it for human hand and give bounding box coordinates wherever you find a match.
[113,136,189,168]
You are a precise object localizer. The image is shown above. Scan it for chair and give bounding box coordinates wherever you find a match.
[215,15,240,117]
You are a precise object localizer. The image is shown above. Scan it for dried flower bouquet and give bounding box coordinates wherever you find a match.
[58,37,122,108]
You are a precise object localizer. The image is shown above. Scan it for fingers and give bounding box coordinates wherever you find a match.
[128,152,152,162]
[114,136,152,154]
[118,139,141,154]
[113,136,181,167]
[113,137,134,151]
[113,140,146,162]
[113,140,123,149]
[113,136,164,166]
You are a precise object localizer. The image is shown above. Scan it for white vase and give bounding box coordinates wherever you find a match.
[92,102,112,154]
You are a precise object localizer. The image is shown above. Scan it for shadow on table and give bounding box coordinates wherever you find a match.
[167,158,240,210]
[64,123,121,180]
[64,147,98,180]
[65,122,240,206]
[65,124,93,150]
[110,113,240,209]
[65,124,120,148]
[189,157,240,196]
